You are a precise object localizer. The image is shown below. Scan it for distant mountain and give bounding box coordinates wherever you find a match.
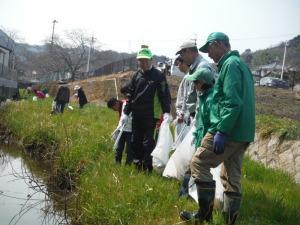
[16,43,46,54]
[13,43,136,75]
[241,35,300,70]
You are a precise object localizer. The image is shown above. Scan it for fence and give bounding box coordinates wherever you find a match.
[92,57,138,77]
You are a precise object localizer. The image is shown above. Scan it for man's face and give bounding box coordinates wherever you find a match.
[180,49,194,66]
[138,58,152,71]
[178,61,189,73]
[207,41,223,63]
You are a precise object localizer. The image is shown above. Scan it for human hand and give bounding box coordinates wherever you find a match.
[177,114,184,123]
[213,131,226,155]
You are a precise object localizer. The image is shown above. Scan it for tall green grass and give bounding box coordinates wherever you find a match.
[0,99,299,225]
[256,114,300,139]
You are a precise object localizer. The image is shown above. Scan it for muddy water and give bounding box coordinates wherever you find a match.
[0,146,67,225]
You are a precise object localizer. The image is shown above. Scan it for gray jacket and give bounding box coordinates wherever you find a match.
[175,55,216,117]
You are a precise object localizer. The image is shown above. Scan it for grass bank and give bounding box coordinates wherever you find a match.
[0,99,299,225]
[256,114,300,139]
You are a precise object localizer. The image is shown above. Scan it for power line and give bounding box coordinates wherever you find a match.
[230,33,300,41]
[99,33,300,43]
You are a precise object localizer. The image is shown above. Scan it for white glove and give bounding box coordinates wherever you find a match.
[120,114,129,125]
[163,113,172,123]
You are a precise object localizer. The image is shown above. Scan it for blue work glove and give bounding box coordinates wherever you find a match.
[213,131,226,155]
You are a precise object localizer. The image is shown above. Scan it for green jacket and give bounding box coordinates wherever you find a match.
[208,51,255,142]
[194,88,214,148]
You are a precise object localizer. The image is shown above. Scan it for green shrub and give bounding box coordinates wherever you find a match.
[19,88,33,99]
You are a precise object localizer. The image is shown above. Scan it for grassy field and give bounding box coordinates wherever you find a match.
[0,99,299,225]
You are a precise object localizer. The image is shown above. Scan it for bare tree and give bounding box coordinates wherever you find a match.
[49,29,99,81]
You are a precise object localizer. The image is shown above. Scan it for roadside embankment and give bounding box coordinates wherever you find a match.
[248,114,300,184]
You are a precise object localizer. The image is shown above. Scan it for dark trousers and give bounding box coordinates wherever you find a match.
[56,101,66,113]
[115,131,133,165]
[131,117,156,171]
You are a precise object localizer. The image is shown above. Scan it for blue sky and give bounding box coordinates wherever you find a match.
[1,0,299,59]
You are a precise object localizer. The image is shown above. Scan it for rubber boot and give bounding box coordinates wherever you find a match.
[180,181,216,223]
[223,192,242,225]
[179,173,191,197]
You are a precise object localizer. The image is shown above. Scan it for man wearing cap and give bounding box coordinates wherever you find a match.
[181,32,255,225]
[175,41,214,120]
[174,56,190,139]
[175,41,216,197]
[123,46,172,172]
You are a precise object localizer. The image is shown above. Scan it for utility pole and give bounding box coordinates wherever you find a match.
[191,33,197,45]
[51,20,58,45]
[280,41,288,80]
[86,36,94,74]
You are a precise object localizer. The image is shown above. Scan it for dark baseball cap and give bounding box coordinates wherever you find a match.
[199,32,229,53]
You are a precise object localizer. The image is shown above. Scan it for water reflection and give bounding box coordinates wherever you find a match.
[0,146,68,225]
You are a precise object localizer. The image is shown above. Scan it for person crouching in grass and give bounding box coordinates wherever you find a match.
[107,89,133,165]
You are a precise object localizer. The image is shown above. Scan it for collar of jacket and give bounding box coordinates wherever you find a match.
[217,50,240,69]
[189,55,203,73]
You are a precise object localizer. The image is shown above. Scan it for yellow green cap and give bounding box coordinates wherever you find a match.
[136,47,153,59]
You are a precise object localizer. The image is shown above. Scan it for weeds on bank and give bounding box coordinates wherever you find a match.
[0,99,299,225]
[256,114,300,139]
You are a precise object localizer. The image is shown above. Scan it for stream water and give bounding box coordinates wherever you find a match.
[0,145,68,225]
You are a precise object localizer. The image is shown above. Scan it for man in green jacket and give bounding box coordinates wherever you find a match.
[181,32,255,225]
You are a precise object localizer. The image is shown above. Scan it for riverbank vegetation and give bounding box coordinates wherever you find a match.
[0,99,299,225]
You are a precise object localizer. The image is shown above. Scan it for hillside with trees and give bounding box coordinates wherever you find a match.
[0,29,169,82]
[241,35,300,70]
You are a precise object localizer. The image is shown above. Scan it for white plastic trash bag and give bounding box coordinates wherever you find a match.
[188,165,224,202]
[173,123,190,150]
[163,125,196,180]
[111,128,120,141]
[51,101,57,111]
[112,124,125,151]
[151,120,173,170]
